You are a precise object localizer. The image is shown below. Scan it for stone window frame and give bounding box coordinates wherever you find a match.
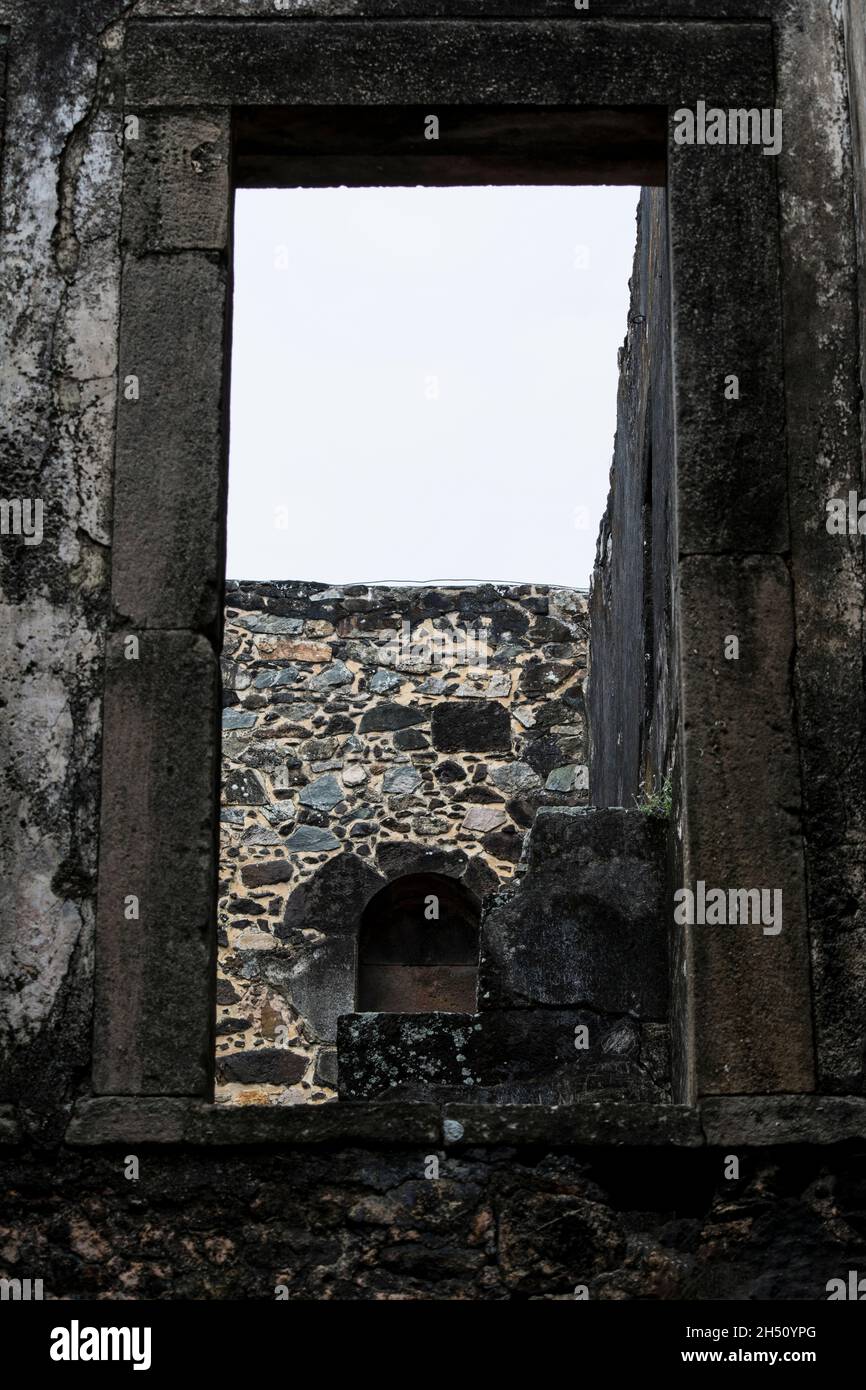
[84,12,814,1141]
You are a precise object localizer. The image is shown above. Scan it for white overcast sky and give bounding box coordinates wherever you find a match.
[227,184,639,589]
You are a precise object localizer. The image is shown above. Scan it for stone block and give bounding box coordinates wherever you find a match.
[443,1102,703,1148]
[279,851,386,939]
[121,109,229,253]
[359,702,427,732]
[337,1008,670,1104]
[678,556,815,1095]
[287,936,357,1043]
[375,841,469,882]
[111,253,229,630]
[478,808,669,1018]
[93,633,219,1095]
[700,1095,866,1147]
[125,19,773,109]
[669,142,788,553]
[216,1049,307,1087]
[431,699,511,753]
[240,858,293,887]
[65,1098,441,1147]
[338,1013,477,1101]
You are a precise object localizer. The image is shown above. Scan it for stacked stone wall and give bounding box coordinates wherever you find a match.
[217,581,589,1104]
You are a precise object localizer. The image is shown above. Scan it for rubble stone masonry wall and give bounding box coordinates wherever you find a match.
[217,581,589,1104]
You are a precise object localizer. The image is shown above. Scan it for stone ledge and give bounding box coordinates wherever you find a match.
[34,1095,866,1149]
[699,1095,866,1147]
[443,1102,703,1147]
[65,1098,441,1146]
[135,2,780,18]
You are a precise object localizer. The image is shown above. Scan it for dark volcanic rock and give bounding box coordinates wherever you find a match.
[375,841,469,882]
[241,859,293,887]
[279,851,385,939]
[217,1050,307,1086]
[359,702,428,733]
[431,700,511,753]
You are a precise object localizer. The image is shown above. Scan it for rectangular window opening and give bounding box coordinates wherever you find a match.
[216,107,665,1106]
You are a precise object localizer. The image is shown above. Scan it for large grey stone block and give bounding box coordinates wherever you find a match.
[678,556,815,1095]
[125,19,773,108]
[279,850,386,939]
[700,1095,866,1147]
[777,0,866,1095]
[442,1101,704,1149]
[669,140,788,553]
[121,110,229,252]
[478,807,669,1018]
[65,1097,441,1147]
[111,253,229,630]
[93,633,219,1095]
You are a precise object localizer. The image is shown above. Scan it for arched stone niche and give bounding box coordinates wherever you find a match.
[276,845,498,1047]
[358,873,481,1013]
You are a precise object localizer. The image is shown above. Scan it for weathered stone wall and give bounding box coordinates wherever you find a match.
[586,188,685,1087]
[217,582,588,1104]
[588,7,866,1095]
[2,0,866,1307]
[339,807,672,1106]
[2,0,862,1117]
[3,1131,866,1301]
[0,0,126,1132]
[587,186,676,813]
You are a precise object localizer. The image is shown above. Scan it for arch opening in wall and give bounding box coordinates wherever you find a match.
[357,872,480,1013]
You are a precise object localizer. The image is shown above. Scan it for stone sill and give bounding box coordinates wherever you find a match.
[131,2,782,20]
[0,1094,846,1149]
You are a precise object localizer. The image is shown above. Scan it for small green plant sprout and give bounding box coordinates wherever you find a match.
[634,775,672,818]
